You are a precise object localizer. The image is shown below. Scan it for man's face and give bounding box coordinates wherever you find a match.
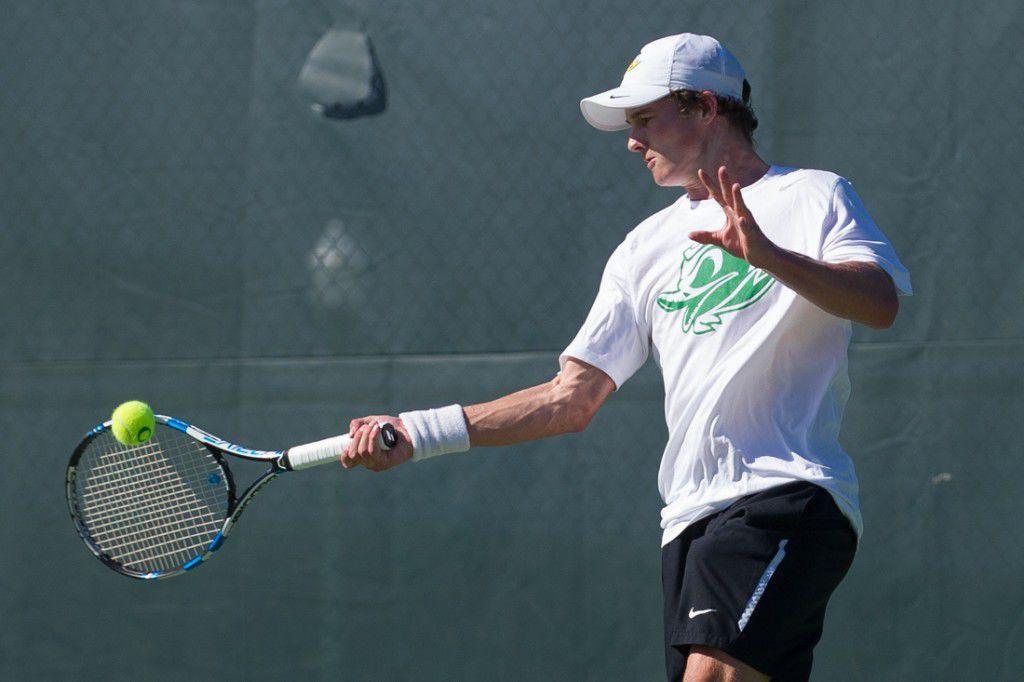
[625,95,707,187]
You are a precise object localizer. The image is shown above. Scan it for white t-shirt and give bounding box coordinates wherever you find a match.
[560,166,912,546]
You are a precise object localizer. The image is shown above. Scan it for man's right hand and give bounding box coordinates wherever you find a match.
[342,416,414,472]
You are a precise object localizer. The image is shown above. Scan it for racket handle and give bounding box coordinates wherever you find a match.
[285,423,397,471]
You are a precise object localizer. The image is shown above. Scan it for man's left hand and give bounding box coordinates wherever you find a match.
[688,166,779,270]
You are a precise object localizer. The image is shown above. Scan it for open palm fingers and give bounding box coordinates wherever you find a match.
[699,168,728,208]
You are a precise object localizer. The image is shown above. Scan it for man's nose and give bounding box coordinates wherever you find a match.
[627,132,645,153]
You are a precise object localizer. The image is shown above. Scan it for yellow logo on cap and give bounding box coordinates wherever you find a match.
[625,58,640,73]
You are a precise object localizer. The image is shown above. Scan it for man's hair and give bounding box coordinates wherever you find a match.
[671,79,759,144]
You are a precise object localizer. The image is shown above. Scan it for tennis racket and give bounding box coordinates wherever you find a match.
[66,414,396,580]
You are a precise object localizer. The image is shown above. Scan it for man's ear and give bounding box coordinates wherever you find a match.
[698,91,718,120]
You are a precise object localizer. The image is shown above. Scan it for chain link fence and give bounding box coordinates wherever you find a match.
[3,1,1021,361]
[0,1,828,364]
[2,1,1023,680]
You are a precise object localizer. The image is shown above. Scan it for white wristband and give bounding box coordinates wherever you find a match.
[399,404,471,462]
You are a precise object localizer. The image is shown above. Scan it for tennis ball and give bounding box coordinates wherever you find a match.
[111,400,156,446]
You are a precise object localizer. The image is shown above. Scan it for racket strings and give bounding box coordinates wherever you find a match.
[81,450,213,528]
[72,427,230,574]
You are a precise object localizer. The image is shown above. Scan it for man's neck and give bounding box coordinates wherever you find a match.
[683,149,770,201]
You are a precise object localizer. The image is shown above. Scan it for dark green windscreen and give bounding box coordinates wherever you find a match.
[2,1,1020,679]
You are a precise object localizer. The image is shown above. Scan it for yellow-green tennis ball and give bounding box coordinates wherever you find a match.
[111,400,156,446]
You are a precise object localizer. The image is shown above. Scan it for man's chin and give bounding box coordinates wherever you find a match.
[650,168,681,188]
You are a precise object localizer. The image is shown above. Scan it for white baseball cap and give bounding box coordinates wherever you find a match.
[580,33,746,132]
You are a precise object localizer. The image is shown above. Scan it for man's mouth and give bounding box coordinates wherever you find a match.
[646,157,656,169]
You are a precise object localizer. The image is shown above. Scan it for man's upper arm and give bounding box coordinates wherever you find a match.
[821,178,913,296]
[555,356,617,428]
[559,238,651,390]
[845,260,898,295]
[837,260,900,328]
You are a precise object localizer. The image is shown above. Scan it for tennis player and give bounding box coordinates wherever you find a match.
[344,33,912,682]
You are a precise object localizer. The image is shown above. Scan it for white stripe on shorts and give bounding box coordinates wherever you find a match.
[737,538,789,632]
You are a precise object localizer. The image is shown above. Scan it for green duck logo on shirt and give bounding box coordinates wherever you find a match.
[656,244,775,335]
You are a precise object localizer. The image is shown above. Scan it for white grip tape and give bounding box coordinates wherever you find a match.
[285,434,352,471]
[285,428,393,471]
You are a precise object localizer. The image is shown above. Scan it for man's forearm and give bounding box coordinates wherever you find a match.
[759,246,898,329]
[462,360,615,447]
[463,380,586,447]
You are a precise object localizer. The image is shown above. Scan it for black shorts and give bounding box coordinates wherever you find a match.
[662,481,857,682]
